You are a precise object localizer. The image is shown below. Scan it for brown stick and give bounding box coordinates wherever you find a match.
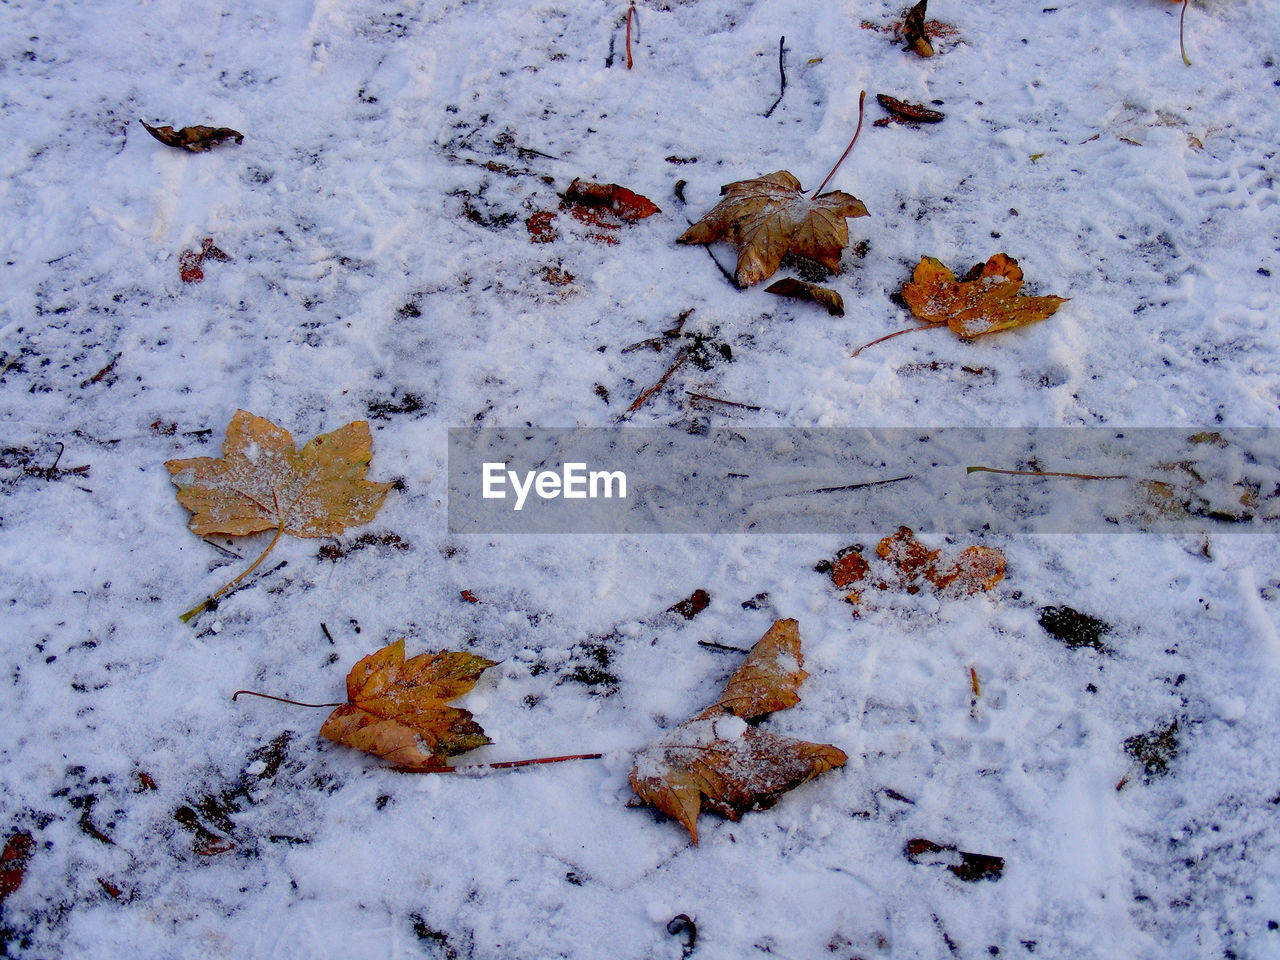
[395,753,604,773]
[686,391,762,411]
[813,90,867,196]
[966,466,1128,480]
[763,36,786,117]
[621,345,691,418]
[851,324,935,356]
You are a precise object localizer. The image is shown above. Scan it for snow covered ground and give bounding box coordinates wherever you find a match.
[2,0,1280,957]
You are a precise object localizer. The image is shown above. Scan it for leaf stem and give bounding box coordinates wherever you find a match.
[394,753,605,773]
[625,3,635,70]
[1179,0,1191,67]
[966,466,1128,480]
[813,90,867,196]
[180,522,286,623]
[851,323,935,357]
[231,690,346,708]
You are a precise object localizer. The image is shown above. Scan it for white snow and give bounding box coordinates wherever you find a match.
[2,1,1280,958]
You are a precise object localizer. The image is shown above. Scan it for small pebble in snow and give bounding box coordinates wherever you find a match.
[245,760,268,776]
[210,620,223,634]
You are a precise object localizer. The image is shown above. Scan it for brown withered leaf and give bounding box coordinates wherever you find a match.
[902,0,934,57]
[765,277,845,316]
[901,253,1067,338]
[564,178,660,223]
[141,120,244,152]
[630,618,846,842]
[320,639,497,769]
[825,527,1005,606]
[875,94,945,125]
[166,410,392,539]
[678,171,868,287]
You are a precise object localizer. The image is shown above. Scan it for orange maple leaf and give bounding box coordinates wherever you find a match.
[320,640,496,770]
[901,253,1067,338]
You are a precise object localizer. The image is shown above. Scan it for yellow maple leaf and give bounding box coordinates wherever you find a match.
[900,253,1067,338]
[166,409,392,621]
[677,171,868,287]
[629,619,846,843]
[320,639,496,770]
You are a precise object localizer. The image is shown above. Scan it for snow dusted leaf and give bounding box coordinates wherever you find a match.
[166,410,392,538]
[629,619,846,842]
[874,94,944,125]
[320,639,496,770]
[764,277,845,316]
[140,120,243,152]
[716,617,807,718]
[677,171,868,287]
[900,254,1067,339]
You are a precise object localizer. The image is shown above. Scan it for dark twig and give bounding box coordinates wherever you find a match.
[321,622,336,644]
[763,36,786,117]
[621,345,692,419]
[686,392,762,411]
[394,753,604,773]
[698,639,754,654]
[802,475,912,495]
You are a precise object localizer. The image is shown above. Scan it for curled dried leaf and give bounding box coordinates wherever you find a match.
[141,120,243,152]
[764,277,845,316]
[902,0,934,57]
[875,94,945,125]
[678,171,868,287]
[629,619,845,842]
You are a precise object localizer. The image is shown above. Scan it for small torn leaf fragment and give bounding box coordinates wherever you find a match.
[875,94,945,125]
[0,831,34,906]
[1038,605,1112,651]
[669,588,711,620]
[824,528,1005,608]
[902,0,934,57]
[179,238,231,284]
[526,210,559,243]
[564,178,660,223]
[901,253,1067,339]
[678,171,868,287]
[1123,719,1180,781]
[765,277,845,316]
[629,618,846,842]
[320,639,497,770]
[905,838,1005,882]
[141,120,244,152]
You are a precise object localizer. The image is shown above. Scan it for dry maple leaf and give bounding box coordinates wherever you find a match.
[166,410,392,620]
[320,639,496,770]
[677,171,868,288]
[140,120,244,152]
[630,618,846,842]
[901,253,1067,338]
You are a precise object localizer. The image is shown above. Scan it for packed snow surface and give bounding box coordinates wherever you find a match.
[2,1,1280,958]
